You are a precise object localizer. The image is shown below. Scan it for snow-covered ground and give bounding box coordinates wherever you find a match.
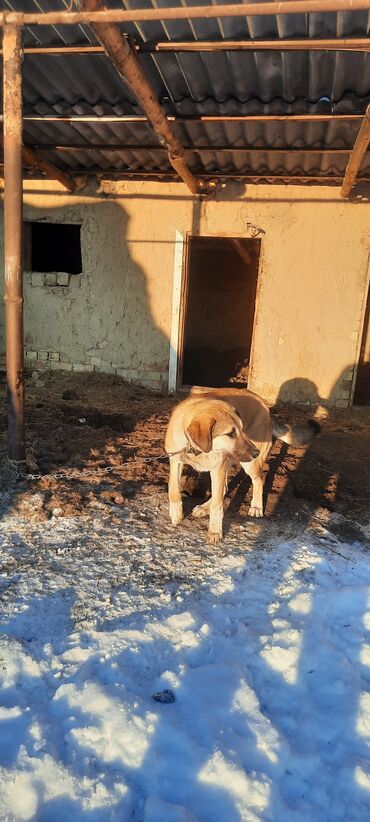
[0,496,370,822]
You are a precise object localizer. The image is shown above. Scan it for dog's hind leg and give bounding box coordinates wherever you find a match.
[192,498,211,518]
[208,462,228,543]
[168,455,184,525]
[241,443,271,518]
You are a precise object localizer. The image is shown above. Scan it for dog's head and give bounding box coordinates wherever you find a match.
[186,400,259,463]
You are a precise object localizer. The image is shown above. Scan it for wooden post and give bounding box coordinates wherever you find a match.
[3,25,26,463]
[341,104,370,197]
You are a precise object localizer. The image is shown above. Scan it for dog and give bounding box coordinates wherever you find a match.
[164,387,320,543]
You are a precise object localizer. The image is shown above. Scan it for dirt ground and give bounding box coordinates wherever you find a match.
[0,371,369,547]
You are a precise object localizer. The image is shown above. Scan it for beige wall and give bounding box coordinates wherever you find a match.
[0,179,369,405]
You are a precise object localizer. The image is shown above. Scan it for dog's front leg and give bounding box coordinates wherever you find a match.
[193,468,228,519]
[168,455,184,526]
[208,462,228,544]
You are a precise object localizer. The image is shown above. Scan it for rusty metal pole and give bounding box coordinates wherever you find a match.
[3,25,26,463]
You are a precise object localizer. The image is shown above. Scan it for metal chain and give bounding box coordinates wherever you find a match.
[9,452,171,483]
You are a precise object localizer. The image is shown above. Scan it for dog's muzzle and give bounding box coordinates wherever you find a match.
[238,445,260,462]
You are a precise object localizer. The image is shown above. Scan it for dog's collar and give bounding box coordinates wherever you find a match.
[167,445,202,458]
[186,445,202,456]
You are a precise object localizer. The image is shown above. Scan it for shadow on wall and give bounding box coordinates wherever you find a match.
[274,368,355,408]
[0,186,204,388]
[0,196,203,518]
[20,199,171,390]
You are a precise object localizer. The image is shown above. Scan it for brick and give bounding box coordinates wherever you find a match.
[31,272,44,287]
[90,356,102,367]
[26,350,37,360]
[50,361,73,371]
[35,360,51,370]
[117,367,135,376]
[37,351,49,361]
[57,272,70,287]
[48,352,60,362]
[139,370,162,381]
[32,360,47,371]
[72,363,95,373]
[45,273,57,287]
[94,365,117,375]
[344,368,354,380]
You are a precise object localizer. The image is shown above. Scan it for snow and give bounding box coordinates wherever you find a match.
[0,498,370,821]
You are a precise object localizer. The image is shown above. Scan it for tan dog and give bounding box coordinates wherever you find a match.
[165,388,320,543]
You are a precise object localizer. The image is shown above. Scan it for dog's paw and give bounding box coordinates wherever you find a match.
[192,502,210,518]
[207,530,222,544]
[248,505,264,518]
[170,502,184,526]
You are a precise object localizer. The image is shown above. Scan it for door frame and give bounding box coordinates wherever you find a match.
[351,253,370,405]
[168,232,263,392]
[168,230,186,393]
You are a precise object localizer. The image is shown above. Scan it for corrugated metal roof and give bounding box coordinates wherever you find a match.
[1,0,370,182]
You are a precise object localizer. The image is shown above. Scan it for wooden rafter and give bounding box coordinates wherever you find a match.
[18,114,365,124]
[1,38,370,54]
[26,143,370,156]
[341,104,370,197]
[75,0,202,194]
[0,135,76,191]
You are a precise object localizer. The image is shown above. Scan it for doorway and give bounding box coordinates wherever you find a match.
[180,236,261,388]
[354,283,370,405]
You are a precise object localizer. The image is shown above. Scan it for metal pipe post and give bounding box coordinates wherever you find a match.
[3,25,26,463]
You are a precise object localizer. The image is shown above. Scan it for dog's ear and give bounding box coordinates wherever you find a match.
[187,416,215,453]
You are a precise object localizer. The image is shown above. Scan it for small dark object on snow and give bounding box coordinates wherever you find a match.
[152,689,175,704]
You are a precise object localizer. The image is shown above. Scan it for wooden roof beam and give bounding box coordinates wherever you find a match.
[15,169,370,185]
[0,135,77,192]
[2,1,370,26]
[26,143,370,156]
[2,38,370,54]
[19,114,365,124]
[75,0,202,195]
[341,104,370,197]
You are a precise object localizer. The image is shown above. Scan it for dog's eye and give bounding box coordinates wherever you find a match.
[227,429,237,438]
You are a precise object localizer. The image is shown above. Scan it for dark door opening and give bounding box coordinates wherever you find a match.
[181,236,261,388]
[353,283,370,405]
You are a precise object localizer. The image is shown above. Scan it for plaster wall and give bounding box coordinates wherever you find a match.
[0,179,369,405]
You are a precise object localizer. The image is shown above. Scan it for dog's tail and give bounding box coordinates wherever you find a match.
[271,415,321,446]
